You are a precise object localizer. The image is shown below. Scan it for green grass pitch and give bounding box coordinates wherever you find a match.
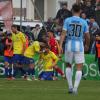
[0,79,100,100]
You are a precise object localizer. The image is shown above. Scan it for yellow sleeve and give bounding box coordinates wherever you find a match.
[33,41,40,52]
[51,52,58,63]
[20,32,26,43]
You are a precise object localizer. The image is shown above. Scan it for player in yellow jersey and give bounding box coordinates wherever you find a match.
[39,44,58,80]
[11,25,26,78]
[24,41,42,81]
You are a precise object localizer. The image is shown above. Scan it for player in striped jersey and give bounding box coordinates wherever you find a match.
[59,4,90,94]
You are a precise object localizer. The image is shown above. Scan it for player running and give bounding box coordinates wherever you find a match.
[59,4,90,94]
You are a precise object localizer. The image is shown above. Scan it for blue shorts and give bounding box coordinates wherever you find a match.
[13,54,24,64]
[4,56,13,64]
[39,71,54,80]
[23,57,34,64]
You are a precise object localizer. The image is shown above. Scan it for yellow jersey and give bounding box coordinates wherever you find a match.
[40,51,58,71]
[12,32,26,54]
[24,41,40,58]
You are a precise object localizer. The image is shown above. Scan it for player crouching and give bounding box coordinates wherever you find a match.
[38,44,58,80]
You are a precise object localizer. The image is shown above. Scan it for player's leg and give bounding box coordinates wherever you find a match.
[45,71,54,80]
[8,57,14,79]
[73,52,84,94]
[17,55,26,78]
[27,58,35,80]
[38,71,44,80]
[12,54,19,78]
[4,57,9,78]
[53,65,65,77]
[65,51,73,93]
[39,71,53,80]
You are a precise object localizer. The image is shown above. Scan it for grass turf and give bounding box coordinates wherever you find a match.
[0,79,99,100]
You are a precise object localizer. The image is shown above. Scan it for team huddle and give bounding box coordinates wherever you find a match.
[2,4,90,95]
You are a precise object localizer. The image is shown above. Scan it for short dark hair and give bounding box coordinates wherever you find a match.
[90,16,96,19]
[62,2,68,7]
[72,4,81,13]
[41,42,50,49]
[11,25,17,29]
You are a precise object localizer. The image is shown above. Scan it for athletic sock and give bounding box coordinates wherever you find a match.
[66,68,73,89]
[28,68,35,76]
[8,68,12,77]
[19,67,26,76]
[73,71,82,92]
[13,67,18,77]
[31,68,35,76]
[5,67,9,77]
[54,66,64,76]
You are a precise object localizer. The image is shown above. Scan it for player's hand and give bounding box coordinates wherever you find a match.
[84,45,89,52]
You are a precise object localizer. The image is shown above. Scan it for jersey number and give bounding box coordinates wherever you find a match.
[69,24,82,37]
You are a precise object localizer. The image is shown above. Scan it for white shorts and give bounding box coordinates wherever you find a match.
[65,51,85,64]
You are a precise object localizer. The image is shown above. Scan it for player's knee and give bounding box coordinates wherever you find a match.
[4,62,9,67]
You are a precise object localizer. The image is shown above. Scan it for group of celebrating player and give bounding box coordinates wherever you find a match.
[2,4,90,94]
[3,24,65,81]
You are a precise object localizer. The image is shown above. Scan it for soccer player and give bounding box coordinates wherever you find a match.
[48,31,65,78]
[11,25,26,78]
[24,41,42,81]
[3,32,13,79]
[59,4,90,94]
[39,44,58,80]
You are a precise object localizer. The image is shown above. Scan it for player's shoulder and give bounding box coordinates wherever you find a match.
[18,31,25,36]
[64,17,72,22]
[79,18,87,24]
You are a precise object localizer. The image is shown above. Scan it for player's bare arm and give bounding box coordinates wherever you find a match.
[84,32,90,52]
[59,30,66,53]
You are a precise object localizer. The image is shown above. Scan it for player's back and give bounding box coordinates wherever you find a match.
[64,16,89,52]
[24,41,40,58]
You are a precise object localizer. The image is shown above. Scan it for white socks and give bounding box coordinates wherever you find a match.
[73,71,82,92]
[66,68,73,89]
[66,68,82,92]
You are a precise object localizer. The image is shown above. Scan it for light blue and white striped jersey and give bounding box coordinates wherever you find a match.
[63,16,89,52]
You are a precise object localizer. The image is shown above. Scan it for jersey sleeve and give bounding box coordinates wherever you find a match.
[63,18,69,31]
[33,41,40,52]
[20,33,26,43]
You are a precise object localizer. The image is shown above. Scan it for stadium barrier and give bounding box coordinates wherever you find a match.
[0,55,100,80]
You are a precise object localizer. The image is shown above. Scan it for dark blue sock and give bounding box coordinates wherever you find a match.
[5,67,9,77]
[31,68,35,76]
[28,68,35,76]
[13,67,18,77]
[19,67,26,76]
[9,68,12,77]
